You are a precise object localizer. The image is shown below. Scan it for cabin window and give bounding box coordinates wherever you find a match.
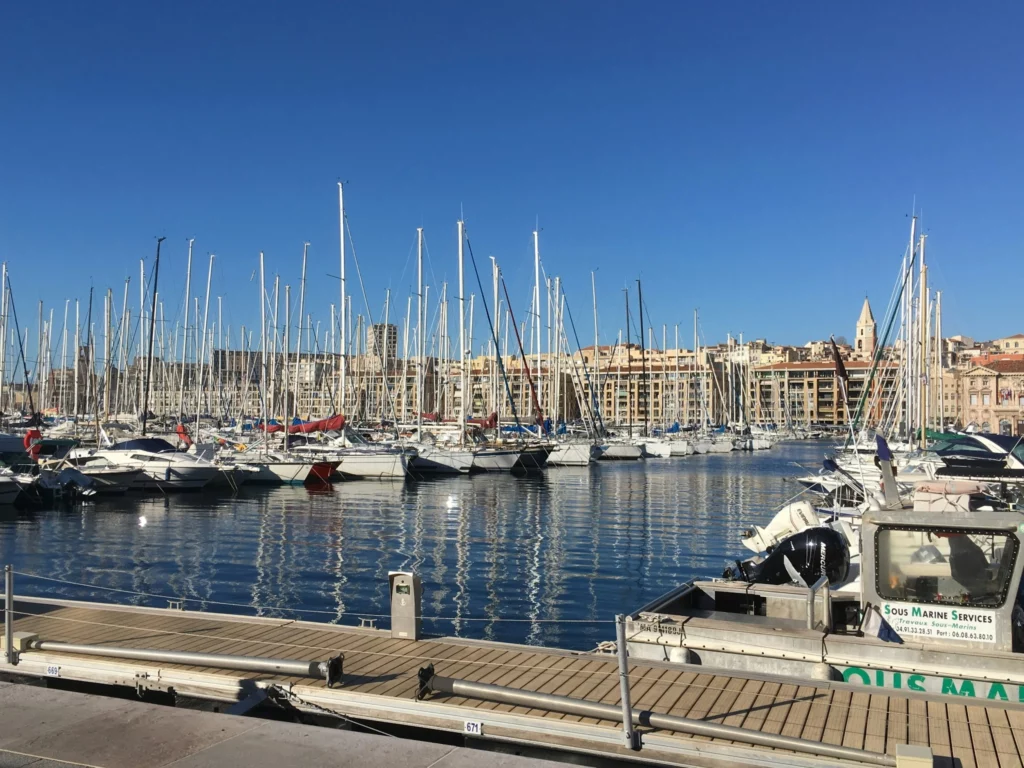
[876,526,1018,608]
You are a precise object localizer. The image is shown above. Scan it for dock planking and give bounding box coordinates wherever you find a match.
[5,597,1023,767]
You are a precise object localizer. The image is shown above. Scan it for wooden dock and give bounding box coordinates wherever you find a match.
[4,596,1024,767]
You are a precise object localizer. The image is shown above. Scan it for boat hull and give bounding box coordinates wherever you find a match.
[410,446,474,474]
[599,444,644,460]
[337,452,408,480]
[546,442,600,466]
[134,465,220,491]
[471,449,520,472]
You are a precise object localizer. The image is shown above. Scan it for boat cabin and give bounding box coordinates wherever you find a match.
[627,495,1024,697]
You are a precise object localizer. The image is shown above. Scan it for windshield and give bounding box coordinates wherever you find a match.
[877,526,1019,608]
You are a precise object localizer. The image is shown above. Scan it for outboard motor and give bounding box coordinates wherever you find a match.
[735,527,850,587]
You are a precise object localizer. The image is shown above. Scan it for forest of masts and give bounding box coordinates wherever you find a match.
[0,186,781,433]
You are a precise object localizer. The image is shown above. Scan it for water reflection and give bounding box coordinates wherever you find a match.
[0,441,830,649]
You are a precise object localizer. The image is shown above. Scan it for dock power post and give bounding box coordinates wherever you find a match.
[389,571,422,640]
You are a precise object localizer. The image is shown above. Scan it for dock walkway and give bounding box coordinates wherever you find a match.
[5,596,1024,767]
[0,680,561,768]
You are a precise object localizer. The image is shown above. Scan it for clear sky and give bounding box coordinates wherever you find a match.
[1,1,1021,356]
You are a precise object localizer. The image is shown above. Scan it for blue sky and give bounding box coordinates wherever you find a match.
[1,2,1021,355]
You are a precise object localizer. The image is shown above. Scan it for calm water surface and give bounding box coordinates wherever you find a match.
[0,440,831,650]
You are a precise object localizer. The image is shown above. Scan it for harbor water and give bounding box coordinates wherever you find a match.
[0,440,831,650]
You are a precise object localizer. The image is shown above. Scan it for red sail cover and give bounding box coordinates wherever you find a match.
[288,415,346,434]
[468,412,498,429]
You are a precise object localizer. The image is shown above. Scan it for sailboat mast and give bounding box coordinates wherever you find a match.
[416,228,424,434]
[533,229,542,416]
[624,289,632,438]
[338,182,347,415]
[140,237,164,436]
[591,271,600,429]
[936,290,943,429]
[194,254,214,438]
[458,220,467,441]
[919,235,927,449]
[259,252,267,454]
[178,238,193,419]
[637,280,648,436]
[294,242,308,417]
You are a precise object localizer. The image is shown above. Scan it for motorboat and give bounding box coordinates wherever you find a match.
[625,443,1024,705]
[66,438,220,491]
[38,459,144,494]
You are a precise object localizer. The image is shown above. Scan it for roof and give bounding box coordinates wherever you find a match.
[999,333,1024,340]
[755,360,873,371]
[857,297,874,326]
[970,359,1024,375]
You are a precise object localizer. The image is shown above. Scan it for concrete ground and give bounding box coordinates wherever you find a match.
[0,682,564,768]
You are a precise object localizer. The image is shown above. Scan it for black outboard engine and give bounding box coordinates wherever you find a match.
[735,527,850,587]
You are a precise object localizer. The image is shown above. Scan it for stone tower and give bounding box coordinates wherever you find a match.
[855,297,876,359]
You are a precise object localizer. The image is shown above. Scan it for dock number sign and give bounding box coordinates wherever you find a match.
[464,720,483,736]
[881,601,997,643]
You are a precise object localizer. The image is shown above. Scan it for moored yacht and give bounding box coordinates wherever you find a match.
[67,438,220,491]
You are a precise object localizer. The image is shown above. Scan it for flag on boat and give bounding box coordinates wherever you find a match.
[830,336,849,405]
[861,604,902,643]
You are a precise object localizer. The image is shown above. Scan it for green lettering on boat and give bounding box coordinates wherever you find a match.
[941,679,976,697]
[987,683,1008,702]
[842,667,870,685]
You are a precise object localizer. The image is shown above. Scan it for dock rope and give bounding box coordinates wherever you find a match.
[266,685,397,739]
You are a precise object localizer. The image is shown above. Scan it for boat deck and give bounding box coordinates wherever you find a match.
[5,597,1024,767]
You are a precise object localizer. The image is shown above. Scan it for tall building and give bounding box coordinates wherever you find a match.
[855,297,876,360]
[366,324,398,369]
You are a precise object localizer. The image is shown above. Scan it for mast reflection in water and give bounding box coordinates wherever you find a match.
[0,441,828,649]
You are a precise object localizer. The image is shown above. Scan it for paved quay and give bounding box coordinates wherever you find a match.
[0,682,562,768]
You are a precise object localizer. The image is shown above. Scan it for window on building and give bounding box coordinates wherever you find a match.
[970,393,978,406]
[876,526,1018,607]
[983,393,991,406]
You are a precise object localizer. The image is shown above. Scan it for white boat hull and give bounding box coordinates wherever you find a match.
[134,464,220,491]
[546,442,600,466]
[669,440,693,457]
[410,446,474,474]
[471,449,520,472]
[338,452,408,479]
[599,443,644,460]
[237,460,314,485]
